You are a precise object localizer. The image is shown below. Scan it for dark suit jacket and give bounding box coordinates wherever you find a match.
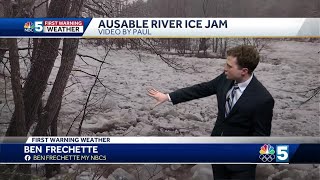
[169,73,274,136]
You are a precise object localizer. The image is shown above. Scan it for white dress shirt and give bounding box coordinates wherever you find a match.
[227,74,253,107]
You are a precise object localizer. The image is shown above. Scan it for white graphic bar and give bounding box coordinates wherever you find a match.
[25,137,320,144]
[83,18,320,37]
[43,26,83,33]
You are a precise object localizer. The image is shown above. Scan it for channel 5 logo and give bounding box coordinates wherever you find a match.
[33,21,43,33]
[259,144,289,163]
[24,21,43,33]
[276,145,289,162]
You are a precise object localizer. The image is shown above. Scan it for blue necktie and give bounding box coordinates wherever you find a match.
[225,83,239,117]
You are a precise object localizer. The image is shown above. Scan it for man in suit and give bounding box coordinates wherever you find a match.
[147,45,274,180]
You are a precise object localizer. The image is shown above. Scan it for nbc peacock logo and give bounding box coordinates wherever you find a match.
[24,22,34,32]
[259,144,275,162]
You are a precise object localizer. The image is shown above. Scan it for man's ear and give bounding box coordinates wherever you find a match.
[241,68,249,75]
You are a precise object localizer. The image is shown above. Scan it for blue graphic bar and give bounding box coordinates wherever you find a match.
[0,143,319,164]
[0,18,91,37]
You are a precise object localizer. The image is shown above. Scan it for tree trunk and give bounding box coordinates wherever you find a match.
[212,38,215,53]
[214,38,219,53]
[44,103,61,178]
[33,1,83,177]
[219,38,223,57]
[33,0,84,136]
[3,0,27,137]
[6,0,71,136]
[0,39,6,64]
[222,39,228,58]
[3,0,30,179]
[5,38,31,180]
[6,39,27,136]
[33,38,80,178]
[31,39,40,63]
[33,38,80,136]
[167,39,171,51]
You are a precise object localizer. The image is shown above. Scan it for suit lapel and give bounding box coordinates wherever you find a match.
[225,75,257,118]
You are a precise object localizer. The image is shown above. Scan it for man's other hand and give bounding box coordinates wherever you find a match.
[147,88,169,108]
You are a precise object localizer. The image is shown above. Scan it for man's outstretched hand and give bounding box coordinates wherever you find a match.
[147,88,169,108]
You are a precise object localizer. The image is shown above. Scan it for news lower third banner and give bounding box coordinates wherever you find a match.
[0,137,319,164]
[0,18,319,38]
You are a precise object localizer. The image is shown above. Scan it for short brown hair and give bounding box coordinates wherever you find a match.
[227,45,260,74]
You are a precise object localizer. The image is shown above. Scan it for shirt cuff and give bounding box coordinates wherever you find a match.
[166,94,172,102]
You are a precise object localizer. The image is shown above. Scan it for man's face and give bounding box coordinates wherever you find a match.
[224,56,247,81]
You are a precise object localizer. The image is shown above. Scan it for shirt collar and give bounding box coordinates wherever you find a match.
[236,74,253,93]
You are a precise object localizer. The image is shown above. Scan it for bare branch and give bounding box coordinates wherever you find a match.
[1,57,11,75]
[77,52,111,65]
[299,86,320,107]
[0,68,13,114]
[72,69,96,77]
[32,0,49,16]
[138,39,199,73]
[78,47,111,135]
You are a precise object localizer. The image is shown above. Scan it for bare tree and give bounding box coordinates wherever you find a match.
[220,38,228,58]
[31,0,84,177]
[197,38,209,57]
[6,0,71,136]
[0,39,6,64]
[242,38,269,52]
[2,0,30,179]
[2,1,73,178]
